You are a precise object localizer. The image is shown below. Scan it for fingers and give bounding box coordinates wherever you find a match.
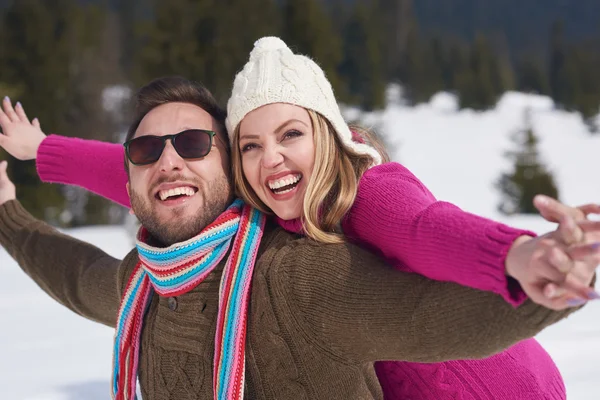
[541,240,600,306]
[529,283,575,310]
[576,220,600,234]
[577,204,600,217]
[540,281,594,310]
[542,293,585,310]
[559,273,598,301]
[535,195,600,226]
[0,102,10,131]
[567,241,600,261]
[0,96,30,132]
[530,197,600,309]
[544,241,600,294]
[534,195,583,222]
[14,101,30,123]
[1,96,20,123]
[543,282,565,300]
[557,215,584,245]
[32,117,40,129]
[545,246,574,275]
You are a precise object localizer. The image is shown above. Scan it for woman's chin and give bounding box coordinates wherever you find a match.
[271,206,302,221]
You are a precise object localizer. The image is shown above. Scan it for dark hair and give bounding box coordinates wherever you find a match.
[125,76,226,141]
[124,76,228,172]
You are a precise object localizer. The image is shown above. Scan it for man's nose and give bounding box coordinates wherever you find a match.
[157,140,184,172]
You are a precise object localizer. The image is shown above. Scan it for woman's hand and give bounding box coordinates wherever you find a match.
[506,196,600,310]
[0,97,46,160]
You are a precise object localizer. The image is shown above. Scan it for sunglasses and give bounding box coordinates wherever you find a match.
[124,129,216,166]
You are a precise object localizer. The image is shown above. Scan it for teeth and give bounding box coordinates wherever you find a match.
[268,174,301,190]
[158,186,196,201]
[277,187,294,194]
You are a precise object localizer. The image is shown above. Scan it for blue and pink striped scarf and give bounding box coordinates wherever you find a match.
[111,199,266,400]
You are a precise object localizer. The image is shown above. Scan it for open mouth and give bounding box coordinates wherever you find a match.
[155,186,199,201]
[268,174,302,195]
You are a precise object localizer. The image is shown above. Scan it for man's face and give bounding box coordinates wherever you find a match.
[126,102,232,245]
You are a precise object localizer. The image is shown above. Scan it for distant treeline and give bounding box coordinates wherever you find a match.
[0,0,598,222]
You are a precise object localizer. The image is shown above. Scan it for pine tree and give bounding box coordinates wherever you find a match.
[134,0,280,103]
[65,5,126,225]
[0,0,76,222]
[402,34,445,104]
[282,0,343,97]
[516,56,550,95]
[133,0,213,89]
[456,35,501,110]
[0,0,122,224]
[117,0,139,77]
[0,0,74,132]
[339,0,386,110]
[497,110,559,215]
[376,0,416,80]
[548,20,581,110]
[443,41,469,91]
[208,0,281,103]
[488,32,515,93]
[568,44,600,132]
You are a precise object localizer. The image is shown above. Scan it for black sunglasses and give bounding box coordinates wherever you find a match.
[124,129,216,166]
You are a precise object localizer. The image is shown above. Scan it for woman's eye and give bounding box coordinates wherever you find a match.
[283,130,302,139]
[241,143,258,153]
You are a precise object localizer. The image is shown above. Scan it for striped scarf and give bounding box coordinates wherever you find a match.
[111,199,266,400]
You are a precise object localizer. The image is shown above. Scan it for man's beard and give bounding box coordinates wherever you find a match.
[130,177,233,246]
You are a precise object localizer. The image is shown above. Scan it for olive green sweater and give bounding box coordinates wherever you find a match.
[0,200,580,399]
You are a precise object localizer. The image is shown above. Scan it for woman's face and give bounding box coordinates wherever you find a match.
[238,103,315,220]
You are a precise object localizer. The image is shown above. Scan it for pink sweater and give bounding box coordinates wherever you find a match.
[37,134,565,399]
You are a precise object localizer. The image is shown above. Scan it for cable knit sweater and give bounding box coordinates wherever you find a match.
[0,200,583,400]
[36,134,566,399]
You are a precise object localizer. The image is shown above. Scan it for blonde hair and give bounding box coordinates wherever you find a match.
[232,110,389,244]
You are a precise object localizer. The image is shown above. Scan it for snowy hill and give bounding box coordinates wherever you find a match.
[1,90,599,399]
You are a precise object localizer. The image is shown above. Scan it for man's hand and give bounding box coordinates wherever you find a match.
[0,97,46,160]
[0,160,16,206]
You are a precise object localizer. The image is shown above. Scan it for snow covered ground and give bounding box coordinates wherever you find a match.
[1,90,599,399]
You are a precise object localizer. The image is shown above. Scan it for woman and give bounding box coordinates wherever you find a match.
[1,38,599,399]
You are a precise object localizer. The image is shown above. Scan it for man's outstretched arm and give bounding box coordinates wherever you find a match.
[0,161,130,327]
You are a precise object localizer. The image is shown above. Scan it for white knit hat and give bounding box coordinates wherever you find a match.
[226,36,382,165]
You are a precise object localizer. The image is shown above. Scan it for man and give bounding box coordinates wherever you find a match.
[0,77,596,400]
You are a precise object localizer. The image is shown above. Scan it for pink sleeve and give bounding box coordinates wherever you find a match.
[342,163,534,307]
[36,135,131,208]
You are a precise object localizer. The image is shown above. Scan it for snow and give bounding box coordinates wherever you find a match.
[429,91,459,113]
[0,227,132,400]
[1,89,599,399]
